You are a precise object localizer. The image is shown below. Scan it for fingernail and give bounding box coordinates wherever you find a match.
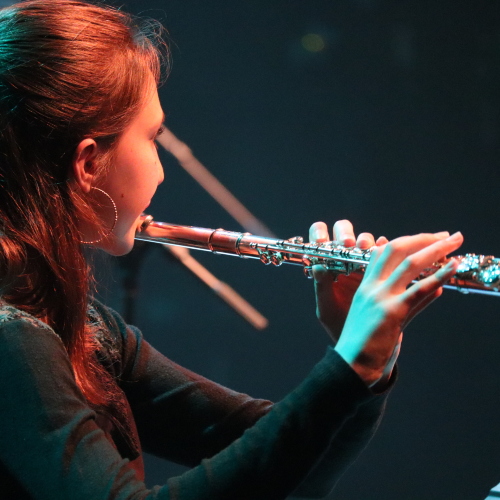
[446,231,462,241]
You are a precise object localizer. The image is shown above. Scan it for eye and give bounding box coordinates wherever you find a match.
[155,125,165,140]
[153,125,165,150]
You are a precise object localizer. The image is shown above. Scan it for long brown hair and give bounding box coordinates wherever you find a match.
[0,0,169,406]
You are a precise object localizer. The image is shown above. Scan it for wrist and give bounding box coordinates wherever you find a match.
[333,346,383,388]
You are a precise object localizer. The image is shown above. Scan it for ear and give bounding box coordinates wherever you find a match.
[71,138,98,194]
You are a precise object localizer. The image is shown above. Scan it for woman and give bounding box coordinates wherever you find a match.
[0,1,463,498]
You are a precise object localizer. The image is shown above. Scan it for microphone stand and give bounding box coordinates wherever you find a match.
[166,245,268,330]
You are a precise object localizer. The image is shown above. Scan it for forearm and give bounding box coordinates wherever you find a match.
[102,304,384,499]
[162,348,374,500]
[290,374,393,498]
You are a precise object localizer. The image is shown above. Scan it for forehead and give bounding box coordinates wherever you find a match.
[137,85,164,124]
[139,85,163,118]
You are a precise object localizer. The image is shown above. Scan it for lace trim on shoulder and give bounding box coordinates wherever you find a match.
[0,300,120,367]
[0,299,60,338]
[87,303,120,370]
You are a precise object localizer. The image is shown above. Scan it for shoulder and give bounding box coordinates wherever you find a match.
[0,301,57,335]
[0,301,73,390]
[0,300,65,350]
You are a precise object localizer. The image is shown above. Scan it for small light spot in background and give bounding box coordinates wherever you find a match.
[301,33,326,53]
[288,27,338,68]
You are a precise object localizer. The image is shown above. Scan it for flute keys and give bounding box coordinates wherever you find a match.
[258,249,283,266]
[271,253,283,266]
[302,256,314,279]
[259,250,271,265]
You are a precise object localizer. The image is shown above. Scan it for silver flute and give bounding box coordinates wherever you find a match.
[135,215,500,297]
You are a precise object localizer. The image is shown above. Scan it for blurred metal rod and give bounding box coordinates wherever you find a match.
[156,128,275,237]
[166,245,268,330]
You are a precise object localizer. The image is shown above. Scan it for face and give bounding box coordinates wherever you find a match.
[93,85,165,256]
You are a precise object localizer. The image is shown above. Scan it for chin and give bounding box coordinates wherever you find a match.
[98,233,135,256]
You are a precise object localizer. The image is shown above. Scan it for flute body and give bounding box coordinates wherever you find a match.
[135,216,500,297]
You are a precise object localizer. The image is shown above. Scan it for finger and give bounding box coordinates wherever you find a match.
[402,287,442,330]
[309,222,331,284]
[369,231,451,277]
[312,264,337,286]
[332,219,355,247]
[356,232,375,249]
[385,232,463,291]
[376,236,389,246]
[366,231,454,281]
[309,221,329,243]
[400,257,459,311]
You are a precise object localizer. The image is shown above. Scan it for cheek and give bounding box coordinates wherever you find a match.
[102,147,160,213]
[117,163,158,213]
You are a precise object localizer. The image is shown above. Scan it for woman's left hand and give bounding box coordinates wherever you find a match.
[309,220,388,343]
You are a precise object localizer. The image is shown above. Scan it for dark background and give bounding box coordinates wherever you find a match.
[96,1,500,498]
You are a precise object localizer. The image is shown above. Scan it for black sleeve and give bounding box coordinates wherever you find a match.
[291,377,390,498]
[98,302,392,499]
[0,312,385,500]
[0,319,148,499]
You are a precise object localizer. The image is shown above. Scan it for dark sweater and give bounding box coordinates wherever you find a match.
[0,299,391,499]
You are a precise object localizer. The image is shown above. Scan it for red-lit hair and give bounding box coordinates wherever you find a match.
[0,0,169,407]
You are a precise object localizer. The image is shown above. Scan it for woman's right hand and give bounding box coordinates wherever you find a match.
[334,231,463,388]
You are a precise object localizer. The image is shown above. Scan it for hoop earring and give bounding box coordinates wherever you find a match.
[80,187,118,245]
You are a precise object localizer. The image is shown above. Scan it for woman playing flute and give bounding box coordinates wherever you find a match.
[0,1,463,498]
